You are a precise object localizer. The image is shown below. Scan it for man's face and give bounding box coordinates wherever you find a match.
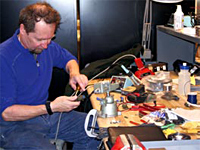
[20,20,56,54]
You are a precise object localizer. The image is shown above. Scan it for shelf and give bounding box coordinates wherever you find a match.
[157,25,200,44]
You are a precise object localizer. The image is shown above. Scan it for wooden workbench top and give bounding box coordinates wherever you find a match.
[87,77,200,140]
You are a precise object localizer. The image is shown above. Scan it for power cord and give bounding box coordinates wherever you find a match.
[89,54,137,82]
[54,112,63,144]
[53,85,93,145]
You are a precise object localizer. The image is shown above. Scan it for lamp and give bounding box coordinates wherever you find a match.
[142,0,183,59]
[153,0,183,3]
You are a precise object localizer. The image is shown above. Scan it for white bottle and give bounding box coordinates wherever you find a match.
[178,63,190,96]
[174,5,184,30]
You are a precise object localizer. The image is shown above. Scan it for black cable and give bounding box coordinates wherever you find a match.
[84,90,95,112]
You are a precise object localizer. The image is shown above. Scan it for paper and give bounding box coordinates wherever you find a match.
[172,108,200,121]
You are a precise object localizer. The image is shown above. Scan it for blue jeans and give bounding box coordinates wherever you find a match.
[0,111,100,150]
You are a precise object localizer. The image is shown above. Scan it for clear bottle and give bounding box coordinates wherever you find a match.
[178,63,191,96]
[174,5,184,30]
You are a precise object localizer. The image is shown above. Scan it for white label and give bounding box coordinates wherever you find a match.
[174,14,184,30]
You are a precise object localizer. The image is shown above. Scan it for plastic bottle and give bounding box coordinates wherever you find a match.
[178,63,191,96]
[174,5,184,30]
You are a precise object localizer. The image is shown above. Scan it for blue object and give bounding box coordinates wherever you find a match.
[0,111,100,149]
[0,29,77,121]
[0,29,100,149]
[184,16,194,27]
[180,64,189,70]
[96,97,102,101]
[187,93,197,104]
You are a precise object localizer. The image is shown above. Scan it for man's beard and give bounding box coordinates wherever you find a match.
[30,48,43,54]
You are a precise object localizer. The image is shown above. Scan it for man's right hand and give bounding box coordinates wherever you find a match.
[2,96,80,121]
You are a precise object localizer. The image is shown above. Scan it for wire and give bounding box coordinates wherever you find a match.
[54,112,63,143]
[84,90,95,112]
[77,84,93,97]
[89,54,137,82]
[53,84,94,143]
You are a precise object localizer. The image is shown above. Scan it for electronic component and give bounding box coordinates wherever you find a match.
[110,75,133,90]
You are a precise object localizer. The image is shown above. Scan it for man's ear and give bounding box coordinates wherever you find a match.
[19,24,27,35]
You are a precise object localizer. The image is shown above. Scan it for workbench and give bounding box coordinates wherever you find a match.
[87,75,200,149]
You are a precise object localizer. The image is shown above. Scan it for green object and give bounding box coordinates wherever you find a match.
[161,123,175,130]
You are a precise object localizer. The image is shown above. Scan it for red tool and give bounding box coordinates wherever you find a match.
[129,121,140,126]
[134,58,154,79]
[142,103,162,110]
[129,103,165,118]
[130,103,165,111]
[140,119,148,124]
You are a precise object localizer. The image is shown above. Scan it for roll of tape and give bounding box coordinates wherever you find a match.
[187,92,197,104]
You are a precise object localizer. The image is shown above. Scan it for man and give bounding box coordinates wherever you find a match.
[0,2,99,150]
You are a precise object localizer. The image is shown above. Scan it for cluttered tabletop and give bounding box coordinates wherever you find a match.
[87,71,200,141]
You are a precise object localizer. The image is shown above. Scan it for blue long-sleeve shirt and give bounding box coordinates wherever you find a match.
[0,29,77,120]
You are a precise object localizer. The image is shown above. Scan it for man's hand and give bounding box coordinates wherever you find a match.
[65,60,88,91]
[2,96,80,121]
[51,96,80,112]
[69,74,88,91]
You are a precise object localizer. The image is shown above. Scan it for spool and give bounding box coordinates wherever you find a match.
[187,92,197,104]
